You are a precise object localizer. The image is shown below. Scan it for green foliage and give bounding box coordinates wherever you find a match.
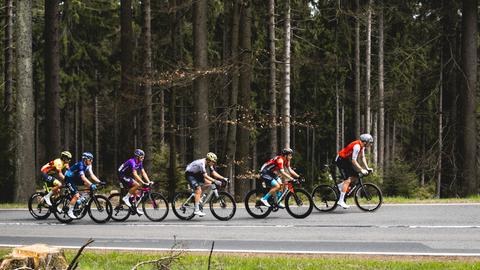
[149,145,186,192]
[383,160,421,198]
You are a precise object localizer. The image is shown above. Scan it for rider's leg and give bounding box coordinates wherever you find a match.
[122,178,138,207]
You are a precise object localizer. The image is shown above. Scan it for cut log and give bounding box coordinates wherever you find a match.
[0,244,68,270]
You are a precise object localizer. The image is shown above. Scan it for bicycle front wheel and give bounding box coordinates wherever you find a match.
[311,185,338,212]
[142,192,169,222]
[171,191,195,220]
[354,183,383,212]
[209,191,236,221]
[87,194,112,223]
[28,192,51,220]
[244,189,272,219]
[108,193,131,222]
[285,188,313,219]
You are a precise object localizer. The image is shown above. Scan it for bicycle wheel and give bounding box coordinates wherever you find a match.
[28,192,51,220]
[142,192,169,222]
[209,191,236,221]
[87,194,112,223]
[53,196,73,224]
[171,191,195,220]
[108,193,131,222]
[354,183,383,212]
[311,185,338,212]
[244,189,272,219]
[285,188,313,219]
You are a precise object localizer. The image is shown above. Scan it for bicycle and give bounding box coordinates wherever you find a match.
[109,182,169,222]
[53,182,112,223]
[171,179,236,221]
[311,166,383,212]
[28,182,63,220]
[244,177,313,219]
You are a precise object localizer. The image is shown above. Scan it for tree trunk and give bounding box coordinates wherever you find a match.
[437,58,443,198]
[44,0,61,157]
[459,0,477,195]
[193,0,209,159]
[378,5,385,174]
[141,0,153,171]
[365,0,372,134]
[354,0,361,137]
[14,0,35,202]
[282,0,291,149]
[94,90,100,173]
[4,0,13,125]
[268,0,277,155]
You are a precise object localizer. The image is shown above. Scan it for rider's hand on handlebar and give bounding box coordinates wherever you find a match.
[360,169,369,175]
[367,168,373,174]
[90,184,97,191]
[99,181,107,186]
[214,180,223,186]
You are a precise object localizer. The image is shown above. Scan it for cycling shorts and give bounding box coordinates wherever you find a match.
[260,172,281,188]
[41,173,61,187]
[65,176,83,194]
[118,175,137,188]
[335,156,359,180]
[185,172,204,190]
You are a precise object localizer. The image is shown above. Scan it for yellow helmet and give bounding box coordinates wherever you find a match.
[206,152,218,163]
[61,151,72,160]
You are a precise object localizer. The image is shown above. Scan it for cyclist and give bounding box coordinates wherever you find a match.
[64,152,103,219]
[185,152,227,217]
[259,148,300,208]
[118,149,152,215]
[335,133,374,209]
[40,151,72,206]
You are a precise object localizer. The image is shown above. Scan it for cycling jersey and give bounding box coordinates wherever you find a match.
[185,158,215,175]
[118,158,143,178]
[338,140,365,161]
[65,161,92,182]
[41,158,69,175]
[260,155,289,174]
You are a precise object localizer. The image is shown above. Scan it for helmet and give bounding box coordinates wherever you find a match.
[360,133,374,143]
[281,148,294,156]
[134,149,145,157]
[206,152,218,163]
[82,152,94,160]
[61,151,72,160]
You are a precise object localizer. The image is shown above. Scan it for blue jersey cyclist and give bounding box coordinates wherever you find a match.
[185,152,228,217]
[118,149,152,215]
[64,152,103,219]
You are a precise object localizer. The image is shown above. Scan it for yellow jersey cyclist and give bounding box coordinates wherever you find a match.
[40,151,72,206]
[64,152,104,219]
[185,152,228,217]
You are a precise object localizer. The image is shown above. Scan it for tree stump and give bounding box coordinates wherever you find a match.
[0,244,68,270]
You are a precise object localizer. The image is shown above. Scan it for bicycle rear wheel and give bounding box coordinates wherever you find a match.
[244,189,272,219]
[87,194,112,223]
[311,185,338,212]
[108,193,131,222]
[171,191,195,220]
[142,192,169,222]
[209,191,236,221]
[285,188,313,219]
[53,196,73,224]
[354,183,383,212]
[28,192,51,220]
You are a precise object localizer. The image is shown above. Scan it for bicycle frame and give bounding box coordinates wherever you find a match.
[186,184,220,209]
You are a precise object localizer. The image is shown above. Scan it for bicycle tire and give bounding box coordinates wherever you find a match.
[285,188,313,219]
[28,192,51,220]
[142,192,169,222]
[53,196,73,224]
[87,194,112,223]
[311,185,338,212]
[209,191,236,221]
[244,189,272,219]
[171,191,195,220]
[354,183,383,212]
[108,193,131,222]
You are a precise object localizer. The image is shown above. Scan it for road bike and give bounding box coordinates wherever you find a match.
[109,182,169,222]
[172,179,236,221]
[244,177,313,219]
[311,166,383,212]
[53,182,112,223]
[28,182,62,220]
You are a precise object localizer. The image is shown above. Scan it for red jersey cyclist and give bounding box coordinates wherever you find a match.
[335,133,374,209]
[40,151,72,206]
[259,148,300,208]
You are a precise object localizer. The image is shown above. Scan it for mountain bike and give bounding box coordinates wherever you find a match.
[109,182,169,222]
[244,177,313,219]
[53,182,112,223]
[28,182,61,220]
[172,179,236,221]
[311,166,383,212]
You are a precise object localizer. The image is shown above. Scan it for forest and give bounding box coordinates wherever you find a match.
[0,0,478,202]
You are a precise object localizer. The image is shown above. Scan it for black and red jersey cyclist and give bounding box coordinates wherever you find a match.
[335,133,374,209]
[259,148,300,208]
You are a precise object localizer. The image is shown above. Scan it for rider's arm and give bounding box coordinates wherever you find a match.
[279,169,295,181]
[287,167,300,179]
[141,169,151,183]
[54,160,66,180]
[87,167,101,184]
[132,169,147,185]
[211,170,226,180]
[80,174,92,187]
[360,148,371,170]
[203,172,217,184]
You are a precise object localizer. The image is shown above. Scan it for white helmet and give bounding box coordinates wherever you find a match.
[360,134,374,143]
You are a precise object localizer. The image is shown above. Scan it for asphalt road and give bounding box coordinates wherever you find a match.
[1,204,479,256]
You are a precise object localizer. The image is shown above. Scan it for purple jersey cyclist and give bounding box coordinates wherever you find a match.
[117,149,152,214]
